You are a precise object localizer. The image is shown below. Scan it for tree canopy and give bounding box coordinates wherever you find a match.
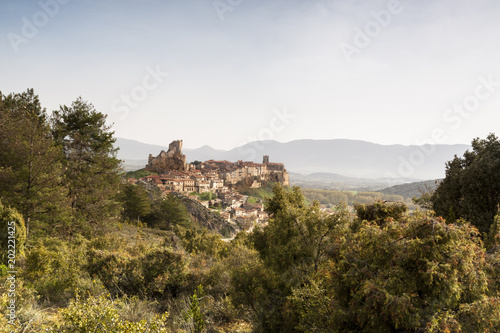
[431,133,500,234]
[51,98,122,223]
[0,89,69,235]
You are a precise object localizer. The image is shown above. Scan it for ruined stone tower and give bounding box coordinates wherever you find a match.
[146,140,187,173]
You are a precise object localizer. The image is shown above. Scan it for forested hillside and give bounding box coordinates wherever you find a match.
[378,179,441,200]
[1,90,499,332]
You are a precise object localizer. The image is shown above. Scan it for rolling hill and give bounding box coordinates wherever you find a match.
[378,179,441,200]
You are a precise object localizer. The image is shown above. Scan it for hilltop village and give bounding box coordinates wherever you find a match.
[129,140,290,231]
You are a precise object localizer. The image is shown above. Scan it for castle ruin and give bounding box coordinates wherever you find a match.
[146,140,187,173]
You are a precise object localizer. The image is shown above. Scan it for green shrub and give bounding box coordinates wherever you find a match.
[86,244,189,299]
[23,236,103,306]
[354,199,407,225]
[58,295,169,332]
[184,285,205,333]
[0,201,26,264]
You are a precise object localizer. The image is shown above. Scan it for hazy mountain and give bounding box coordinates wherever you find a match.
[115,138,470,180]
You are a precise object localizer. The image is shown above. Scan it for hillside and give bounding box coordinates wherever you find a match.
[378,179,441,200]
[171,192,236,237]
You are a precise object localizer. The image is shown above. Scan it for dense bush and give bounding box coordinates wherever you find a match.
[354,199,407,225]
[228,186,500,332]
[0,201,26,264]
[432,133,500,234]
[290,215,498,332]
[58,295,169,332]
[86,244,189,299]
[23,236,104,306]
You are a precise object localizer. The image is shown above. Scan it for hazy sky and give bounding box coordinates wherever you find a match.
[2,0,499,150]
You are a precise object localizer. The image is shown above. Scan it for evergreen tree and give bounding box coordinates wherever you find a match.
[144,194,192,230]
[0,89,68,236]
[234,184,350,331]
[431,133,500,234]
[51,98,122,223]
[121,183,151,222]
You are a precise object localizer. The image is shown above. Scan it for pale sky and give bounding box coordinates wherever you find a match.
[1,0,499,150]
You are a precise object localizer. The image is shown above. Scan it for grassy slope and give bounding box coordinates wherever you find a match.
[125,168,157,179]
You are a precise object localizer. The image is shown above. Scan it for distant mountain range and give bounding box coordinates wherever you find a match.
[115,138,470,181]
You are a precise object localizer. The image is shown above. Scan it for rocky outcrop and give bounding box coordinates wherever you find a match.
[171,192,237,237]
[146,140,187,173]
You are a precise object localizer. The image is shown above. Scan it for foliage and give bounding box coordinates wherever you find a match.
[184,285,206,333]
[234,184,350,331]
[191,191,217,201]
[181,228,227,257]
[0,89,69,236]
[200,192,217,201]
[86,243,189,299]
[0,277,40,331]
[51,97,122,223]
[412,183,437,210]
[120,183,151,222]
[58,295,169,332]
[257,184,350,274]
[486,244,500,298]
[354,199,407,225]
[485,208,500,250]
[432,133,500,234]
[23,236,105,305]
[125,168,157,179]
[144,194,193,230]
[0,201,26,263]
[290,214,497,332]
[246,196,261,204]
[413,191,434,210]
[227,244,285,332]
[236,181,276,199]
[4,89,500,332]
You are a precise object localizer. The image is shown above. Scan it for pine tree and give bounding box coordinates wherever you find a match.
[432,133,500,234]
[51,97,123,223]
[0,89,69,236]
[121,183,151,222]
